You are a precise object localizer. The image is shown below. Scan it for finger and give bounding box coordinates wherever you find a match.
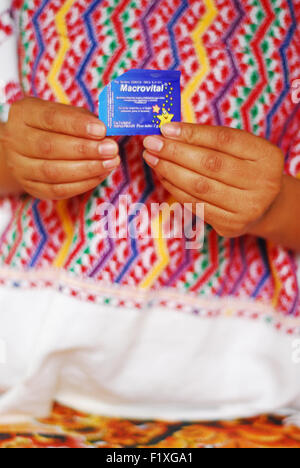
[9,152,120,184]
[143,135,253,190]
[158,177,235,231]
[13,126,119,160]
[143,151,243,213]
[23,176,109,201]
[160,123,275,161]
[21,98,106,139]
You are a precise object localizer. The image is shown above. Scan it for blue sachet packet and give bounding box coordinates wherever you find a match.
[99,69,181,136]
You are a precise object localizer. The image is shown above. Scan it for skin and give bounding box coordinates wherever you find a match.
[0,97,121,200]
[0,99,299,251]
[142,122,300,252]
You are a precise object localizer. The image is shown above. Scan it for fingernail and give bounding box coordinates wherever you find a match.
[98,141,118,156]
[87,122,106,137]
[143,152,160,167]
[161,123,181,137]
[103,157,120,170]
[143,136,164,153]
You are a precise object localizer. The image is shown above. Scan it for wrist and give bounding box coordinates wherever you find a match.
[0,122,24,196]
[248,175,287,240]
[0,123,7,160]
[0,122,5,145]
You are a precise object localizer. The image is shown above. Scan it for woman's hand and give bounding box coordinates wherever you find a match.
[0,97,120,200]
[143,123,284,238]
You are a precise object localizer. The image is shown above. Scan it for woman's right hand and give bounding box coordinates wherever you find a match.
[0,97,120,200]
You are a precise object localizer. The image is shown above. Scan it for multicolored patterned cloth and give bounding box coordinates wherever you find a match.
[0,403,299,448]
[0,1,300,329]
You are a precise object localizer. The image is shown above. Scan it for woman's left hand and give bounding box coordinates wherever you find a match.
[143,123,284,238]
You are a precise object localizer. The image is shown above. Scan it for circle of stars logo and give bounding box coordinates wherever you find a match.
[152,82,174,128]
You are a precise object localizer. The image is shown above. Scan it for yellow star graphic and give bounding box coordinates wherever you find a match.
[157,108,174,128]
[152,105,160,113]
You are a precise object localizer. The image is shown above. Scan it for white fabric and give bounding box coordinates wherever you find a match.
[0,285,299,424]
[0,0,299,426]
[0,38,18,85]
[0,1,12,11]
[0,203,299,424]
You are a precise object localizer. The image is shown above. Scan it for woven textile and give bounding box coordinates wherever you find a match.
[0,403,300,448]
[0,0,299,334]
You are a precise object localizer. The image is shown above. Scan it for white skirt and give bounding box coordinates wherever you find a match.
[0,199,299,425]
[0,284,299,424]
